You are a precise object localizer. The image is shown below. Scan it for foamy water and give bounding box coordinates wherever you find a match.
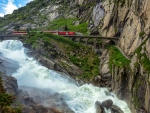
[0,40,131,113]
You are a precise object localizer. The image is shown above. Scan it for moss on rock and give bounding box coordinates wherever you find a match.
[25,32,100,81]
[108,46,131,72]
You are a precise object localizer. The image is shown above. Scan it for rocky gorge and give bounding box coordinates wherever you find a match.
[0,40,131,113]
[0,0,150,113]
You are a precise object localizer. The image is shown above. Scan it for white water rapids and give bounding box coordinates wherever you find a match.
[0,40,131,113]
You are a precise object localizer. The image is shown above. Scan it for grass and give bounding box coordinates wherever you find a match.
[0,75,22,113]
[48,17,88,35]
[69,46,99,80]
[135,42,150,73]
[132,39,150,108]
[25,32,100,80]
[108,46,131,72]
[139,31,145,39]
[26,31,81,49]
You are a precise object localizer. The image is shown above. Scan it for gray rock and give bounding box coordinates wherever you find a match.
[92,2,105,27]
[0,56,20,75]
[95,101,104,113]
[111,105,124,113]
[73,20,80,26]
[1,74,18,95]
[101,99,113,109]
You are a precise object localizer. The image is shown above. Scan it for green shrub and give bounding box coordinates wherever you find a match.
[48,17,88,35]
[25,32,100,80]
[0,93,14,106]
[135,43,150,73]
[139,31,145,39]
[108,46,131,72]
[0,76,22,113]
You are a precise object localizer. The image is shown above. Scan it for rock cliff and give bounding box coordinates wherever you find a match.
[0,0,150,112]
[92,0,150,112]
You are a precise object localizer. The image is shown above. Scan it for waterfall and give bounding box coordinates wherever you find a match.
[0,40,131,113]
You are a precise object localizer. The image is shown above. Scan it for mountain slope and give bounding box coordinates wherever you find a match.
[1,0,150,112]
[0,0,95,34]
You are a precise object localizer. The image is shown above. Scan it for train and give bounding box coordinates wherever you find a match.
[12,30,76,35]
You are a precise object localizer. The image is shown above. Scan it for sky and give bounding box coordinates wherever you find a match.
[0,0,33,17]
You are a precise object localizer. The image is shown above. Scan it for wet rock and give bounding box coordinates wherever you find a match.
[38,56,55,69]
[0,56,20,75]
[1,74,18,95]
[0,60,5,75]
[54,63,64,72]
[95,101,104,113]
[23,43,31,49]
[101,99,113,109]
[137,107,147,113]
[0,72,72,113]
[23,94,35,106]
[49,108,63,113]
[19,86,75,113]
[22,106,36,113]
[30,105,49,113]
[111,105,123,113]
[96,100,123,113]
[104,90,112,96]
[14,89,61,113]
[76,78,85,86]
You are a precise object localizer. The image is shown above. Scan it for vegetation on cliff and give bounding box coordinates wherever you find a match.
[25,32,99,81]
[133,41,150,108]
[0,75,21,113]
[0,0,93,34]
[135,42,150,73]
[108,46,131,72]
[48,17,88,35]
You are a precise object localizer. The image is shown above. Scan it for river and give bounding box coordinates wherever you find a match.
[0,40,131,113]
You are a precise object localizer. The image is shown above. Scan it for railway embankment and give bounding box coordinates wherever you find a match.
[1,0,150,112]
[23,32,100,84]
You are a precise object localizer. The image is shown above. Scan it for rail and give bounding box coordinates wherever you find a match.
[62,35,118,40]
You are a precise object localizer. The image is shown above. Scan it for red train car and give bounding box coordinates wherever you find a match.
[58,31,76,35]
[12,31,27,35]
[12,30,76,35]
[67,31,75,35]
[58,31,67,35]
[42,30,76,35]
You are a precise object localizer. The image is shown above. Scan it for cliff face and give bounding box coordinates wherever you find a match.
[0,0,150,112]
[0,0,96,33]
[93,0,150,112]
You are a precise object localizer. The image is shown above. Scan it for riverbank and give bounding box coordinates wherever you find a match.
[0,40,131,113]
[23,32,100,84]
[0,40,74,113]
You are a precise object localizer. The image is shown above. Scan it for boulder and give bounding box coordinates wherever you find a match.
[101,72,111,80]
[137,107,147,113]
[22,106,36,113]
[111,105,123,113]
[95,75,101,81]
[1,74,18,95]
[49,108,63,113]
[101,99,113,109]
[95,101,104,113]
